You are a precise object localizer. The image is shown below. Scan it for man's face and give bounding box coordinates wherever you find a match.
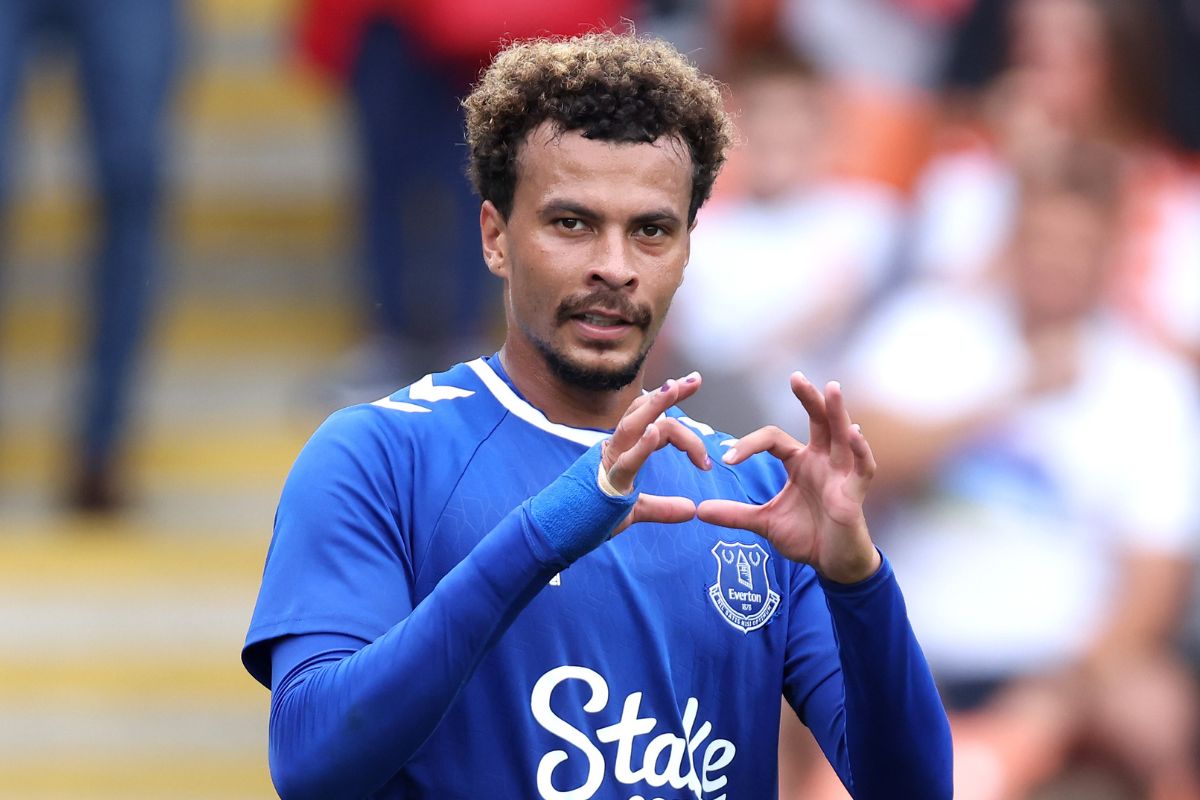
[737,72,826,200]
[1011,191,1111,325]
[1009,0,1107,128]
[481,123,694,390]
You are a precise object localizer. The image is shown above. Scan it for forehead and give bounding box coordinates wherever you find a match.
[513,123,693,215]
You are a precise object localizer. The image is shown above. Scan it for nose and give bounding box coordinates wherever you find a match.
[588,232,638,290]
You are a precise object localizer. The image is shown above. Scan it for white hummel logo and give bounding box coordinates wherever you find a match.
[371,398,430,413]
[372,374,475,413]
[678,416,715,436]
[409,375,475,402]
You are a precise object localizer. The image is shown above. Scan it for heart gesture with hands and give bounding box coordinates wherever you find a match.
[698,373,882,585]
[598,372,712,536]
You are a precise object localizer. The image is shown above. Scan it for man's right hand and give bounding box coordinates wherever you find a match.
[526,372,711,561]
[602,372,711,535]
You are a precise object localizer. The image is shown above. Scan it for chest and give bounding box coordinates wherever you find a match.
[412,440,792,665]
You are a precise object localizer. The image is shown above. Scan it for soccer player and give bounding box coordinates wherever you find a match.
[243,32,952,800]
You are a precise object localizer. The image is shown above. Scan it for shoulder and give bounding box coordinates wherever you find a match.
[1090,320,1200,411]
[808,179,904,223]
[849,282,1003,362]
[328,360,507,441]
[844,283,1021,416]
[292,360,510,481]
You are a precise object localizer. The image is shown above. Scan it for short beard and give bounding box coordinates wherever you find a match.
[528,288,657,391]
[533,335,651,391]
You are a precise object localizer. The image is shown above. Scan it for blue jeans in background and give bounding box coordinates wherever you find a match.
[0,0,181,507]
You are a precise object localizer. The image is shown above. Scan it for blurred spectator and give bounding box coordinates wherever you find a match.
[0,0,181,511]
[663,44,902,435]
[943,0,1200,155]
[294,0,632,402]
[777,0,976,190]
[636,0,723,71]
[910,0,1200,369]
[842,150,1200,799]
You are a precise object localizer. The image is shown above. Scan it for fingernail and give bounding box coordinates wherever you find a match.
[704,455,712,469]
[722,448,737,463]
[660,380,672,393]
[684,371,700,384]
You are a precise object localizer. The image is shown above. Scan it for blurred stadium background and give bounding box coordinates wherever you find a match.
[0,0,348,795]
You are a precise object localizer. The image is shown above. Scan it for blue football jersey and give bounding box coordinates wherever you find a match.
[244,355,947,799]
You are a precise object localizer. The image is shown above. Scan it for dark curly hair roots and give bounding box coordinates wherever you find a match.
[463,31,734,224]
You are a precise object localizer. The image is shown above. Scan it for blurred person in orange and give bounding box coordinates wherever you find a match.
[0,0,181,511]
[909,0,1200,370]
[775,0,976,191]
[662,42,903,436]
[831,150,1200,800]
[294,0,632,402]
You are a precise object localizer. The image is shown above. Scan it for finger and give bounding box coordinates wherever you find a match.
[846,423,877,502]
[790,372,830,451]
[720,425,803,466]
[672,370,702,406]
[696,498,768,536]
[605,372,702,471]
[825,380,853,471]
[654,417,711,471]
[613,494,697,535]
[608,375,687,457]
[608,423,661,493]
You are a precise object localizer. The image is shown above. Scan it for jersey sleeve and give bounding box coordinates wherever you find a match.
[799,560,953,798]
[242,401,637,799]
[242,405,419,686]
[729,447,952,798]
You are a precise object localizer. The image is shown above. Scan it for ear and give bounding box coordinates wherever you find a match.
[480,200,509,278]
[679,218,695,277]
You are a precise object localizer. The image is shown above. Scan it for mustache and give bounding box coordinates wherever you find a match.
[556,291,653,329]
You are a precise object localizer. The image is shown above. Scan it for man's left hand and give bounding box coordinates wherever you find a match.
[697,373,882,584]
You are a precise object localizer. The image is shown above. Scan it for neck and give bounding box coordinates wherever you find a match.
[1019,310,1086,341]
[498,340,646,430]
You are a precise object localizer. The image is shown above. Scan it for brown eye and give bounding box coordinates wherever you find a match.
[557,218,583,231]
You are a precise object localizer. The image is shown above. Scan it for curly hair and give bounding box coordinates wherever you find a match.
[463,31,734,224]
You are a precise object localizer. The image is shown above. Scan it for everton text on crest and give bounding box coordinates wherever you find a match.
[707,542,780,633]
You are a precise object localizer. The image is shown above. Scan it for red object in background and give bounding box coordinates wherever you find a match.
[297,0,633,78]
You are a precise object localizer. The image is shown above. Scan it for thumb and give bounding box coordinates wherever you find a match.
[614,494,696,536]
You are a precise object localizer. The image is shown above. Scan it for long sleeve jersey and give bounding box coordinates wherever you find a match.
[243,355,952,799]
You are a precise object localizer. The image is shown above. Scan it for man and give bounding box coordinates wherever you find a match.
[243,32,952,799]
[0,0,180,510]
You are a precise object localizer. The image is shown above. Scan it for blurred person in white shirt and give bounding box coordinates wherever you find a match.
[909,0,1200,373]
[841,149,1200,800]
[664,43,902,436]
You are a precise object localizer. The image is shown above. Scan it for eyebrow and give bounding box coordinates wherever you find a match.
[540,199,682,228]
[540,199,597,220]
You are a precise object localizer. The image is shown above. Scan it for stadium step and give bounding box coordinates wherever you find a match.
[0,0,357,796]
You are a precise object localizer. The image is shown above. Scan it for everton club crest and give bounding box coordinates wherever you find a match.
[707,541,780,633]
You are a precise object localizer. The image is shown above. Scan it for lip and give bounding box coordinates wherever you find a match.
[570,313,634,342]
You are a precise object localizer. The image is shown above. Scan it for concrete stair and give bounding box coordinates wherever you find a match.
[0,0,362,796]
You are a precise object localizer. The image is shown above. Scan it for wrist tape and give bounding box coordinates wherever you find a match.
[527,439,637,562]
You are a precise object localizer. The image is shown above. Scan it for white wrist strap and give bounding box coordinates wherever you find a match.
[596,461,632,498]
